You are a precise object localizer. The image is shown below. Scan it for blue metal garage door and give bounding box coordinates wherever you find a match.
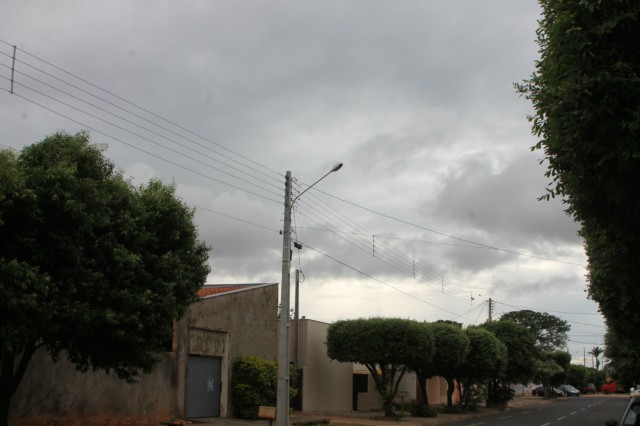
[187,355,221,418]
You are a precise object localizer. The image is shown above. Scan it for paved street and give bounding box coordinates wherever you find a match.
[450,396,629,426]
[185,395,630,426]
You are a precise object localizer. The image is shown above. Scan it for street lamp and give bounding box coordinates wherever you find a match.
[276,163,342,426]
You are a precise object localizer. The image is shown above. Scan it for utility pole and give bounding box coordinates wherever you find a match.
[294,269,300,369]
[488,298,493,322]
[276,164,342,426]
[276,171,292,426]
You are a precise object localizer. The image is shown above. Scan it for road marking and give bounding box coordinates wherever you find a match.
[557,416,566,420]
[540,423,551,426]
[467,423,484,426]
[521,410,531,414]
[570,411,577,415]
[498,416,512,420]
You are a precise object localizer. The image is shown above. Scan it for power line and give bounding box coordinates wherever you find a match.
[1,61,283,192]
[2,87,282,204]
[314,187,587,267]
[495,300,602,316]
[4,43,471,310]
[301,242,482,324]
[2,74,284,199]
[1,40,589,320]
[495,300,606,329]
[0,38,283,182]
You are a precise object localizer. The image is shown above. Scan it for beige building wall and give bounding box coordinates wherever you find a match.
[354,366,444,410]
[10,283,278,425]
[293,319,353,413]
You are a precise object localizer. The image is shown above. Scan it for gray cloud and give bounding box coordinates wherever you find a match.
[1,0,601,362]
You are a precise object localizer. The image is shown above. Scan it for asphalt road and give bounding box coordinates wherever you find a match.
[451,396,630,426]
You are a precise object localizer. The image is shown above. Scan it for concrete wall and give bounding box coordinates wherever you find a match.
[10,349,179,425]
[294,319,353,413]
[353,365,421,411]
[9,283,278,425]
[179,283,278,417]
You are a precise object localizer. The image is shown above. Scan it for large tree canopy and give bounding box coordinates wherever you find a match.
[500,310,569,352]
[605,328,640,389]
[516,1,640,342]
[0,132,210,425]
[457,326,506,406]
[482,320,537,385]
[430,322,469,407]
[326,317,434,417]
[406,321,468,408]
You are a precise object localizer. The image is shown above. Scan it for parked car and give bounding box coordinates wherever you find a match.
[533,386,563,397]
[583,383,596,394]
[558,384,580,396]
[630,386,640,398]
[606,396,640,426]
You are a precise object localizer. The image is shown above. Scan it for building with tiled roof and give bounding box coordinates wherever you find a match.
[12,282,279,423]
[198,283,273,298]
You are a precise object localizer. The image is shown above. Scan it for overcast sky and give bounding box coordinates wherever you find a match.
[0,1,605,366]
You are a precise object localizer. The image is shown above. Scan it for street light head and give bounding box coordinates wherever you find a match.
[331,162,343,172]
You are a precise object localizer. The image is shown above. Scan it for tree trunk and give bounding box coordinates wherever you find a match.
[445,377,455,407]
[0,356,15,426]
[417,373,429,407]
[383,399,395,417]
[0,389,10,426]
[0,342,39,426]
[460,379,470,406]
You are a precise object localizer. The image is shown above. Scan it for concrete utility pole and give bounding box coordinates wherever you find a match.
[276,164,342,426]
[276,171,292,426]
[294,269,300,369]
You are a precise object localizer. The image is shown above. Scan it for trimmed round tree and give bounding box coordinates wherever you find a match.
[326,317,434,417]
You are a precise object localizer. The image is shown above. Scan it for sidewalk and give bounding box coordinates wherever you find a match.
[190,395,554,426]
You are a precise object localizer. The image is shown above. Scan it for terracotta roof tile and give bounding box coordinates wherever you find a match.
[197,283,277,298]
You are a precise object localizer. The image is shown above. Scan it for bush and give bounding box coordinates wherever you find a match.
[231,355,297,420]
[231,356,278,419]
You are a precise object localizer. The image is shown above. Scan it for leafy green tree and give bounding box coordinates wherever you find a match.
[499,310,570,351]
[434,322,469,407]
[457,326,507,407]
[547,351,571,388]
[0,132,210,426]
[567,364,591,391]
[407,321,468,409]
[533,352,571,398]
[482,320,537,384]
[605,328,640,389]
[516,0,640,345]
[534,358,564,398]
[326,318,434,417]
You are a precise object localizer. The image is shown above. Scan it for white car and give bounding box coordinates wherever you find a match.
[630,386,640,398]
